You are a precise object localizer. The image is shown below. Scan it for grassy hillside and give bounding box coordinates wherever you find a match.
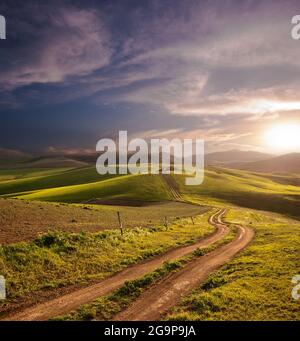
[1,166,300,219]
[12,156,89,169]
[166,209,300,320]
[0,163,299,321]
[0,211,213,313]
[0,167,74,181]
[0,167,115,195]
[11,174,172,203]
[0,198,207,244]
[173,167,300,219]
[257,173,300,187]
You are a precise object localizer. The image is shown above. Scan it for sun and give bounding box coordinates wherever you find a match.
[264,123,300,152]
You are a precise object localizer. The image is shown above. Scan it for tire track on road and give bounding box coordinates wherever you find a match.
[160,174,183,201]
[114,219,254,321]
[2,209,228,321]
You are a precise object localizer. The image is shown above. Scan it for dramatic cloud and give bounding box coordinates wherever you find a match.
[0,5,111,89]
[109,1,300,117]
[1,0,300,152]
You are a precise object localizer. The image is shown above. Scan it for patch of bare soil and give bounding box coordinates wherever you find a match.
[0,199,207,244]
[81,198,165,207]
[1,210,227,321]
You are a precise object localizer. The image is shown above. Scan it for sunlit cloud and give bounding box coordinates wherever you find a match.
[1,0,300,153]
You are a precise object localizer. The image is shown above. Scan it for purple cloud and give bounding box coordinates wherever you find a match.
[0,6,111,89]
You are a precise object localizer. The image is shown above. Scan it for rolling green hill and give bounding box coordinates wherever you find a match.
[11,174,172,203]
[173,167,300,219]
[1,165,300,219]
[0,166,116,195]
[0,163,299,321]
[0,167,73,181]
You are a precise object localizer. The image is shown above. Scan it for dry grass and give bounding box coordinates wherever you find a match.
[0,198,208,244]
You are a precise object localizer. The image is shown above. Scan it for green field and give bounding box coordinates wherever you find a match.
[0,167,74,181]
[0,198,208,244]
[55,225,237,321]
[0,211,214,315]
[0,167,117,195]
[173,167,300,219]
[0,167,174,203]
[166,209,300,320]
[1,167,300,222]
[0,164,299,321]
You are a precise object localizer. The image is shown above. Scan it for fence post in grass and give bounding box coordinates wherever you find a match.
[117,211,123,235]
[191,216,195,225]
[164,216,168,230]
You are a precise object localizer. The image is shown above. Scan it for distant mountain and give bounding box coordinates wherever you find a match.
[22,156,89,168]
[205,149,272,166]
[71,149,274,167]
[66,153,98,164]
[230,153,300,174]
[0,147,31,159]
[0,148,32,166]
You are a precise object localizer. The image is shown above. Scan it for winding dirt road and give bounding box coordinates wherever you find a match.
[114,224,254,321]
[161,174,183,201]
[2,209,228,321]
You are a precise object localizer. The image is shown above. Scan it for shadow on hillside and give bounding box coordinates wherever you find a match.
[211,191,300,220]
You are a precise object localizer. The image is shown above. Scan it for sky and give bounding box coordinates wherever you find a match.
[0,0,300,155]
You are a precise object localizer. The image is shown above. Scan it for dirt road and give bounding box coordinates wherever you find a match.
[3,209,227,321]
[161,174,183,201]
[114,224,254,321]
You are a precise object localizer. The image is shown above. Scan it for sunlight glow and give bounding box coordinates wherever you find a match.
[264,123,300,152]
[255,100,300,113]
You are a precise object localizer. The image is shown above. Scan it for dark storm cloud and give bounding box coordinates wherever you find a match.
[0,0,300,152]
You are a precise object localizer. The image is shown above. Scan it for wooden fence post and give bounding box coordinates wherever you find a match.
[117,211,123,235]
[164,216,168,230]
